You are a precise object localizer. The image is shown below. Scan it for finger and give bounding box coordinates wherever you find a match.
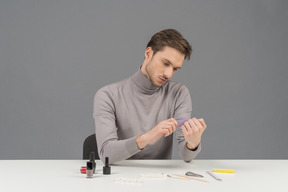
[166,121,177,132]
[162,128,170,137]
[161,125,171,137]
[177,118,189,128]
[181,125,188,136]
[193,118,206,135]
[199,118,207,129]
[198,118,205,128]
[192,118,203,129]
[163,124,174,136]
[172,118,178,129]
[184,121,193,134]
[164,129,170,137]
[168,118,178,129]
[172,119,177,132]
[188,119,199,134]
[164,128,174,137]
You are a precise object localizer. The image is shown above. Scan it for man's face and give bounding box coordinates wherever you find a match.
[142,46,185,87]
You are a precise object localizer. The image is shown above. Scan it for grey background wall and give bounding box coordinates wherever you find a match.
[0,0,287,160]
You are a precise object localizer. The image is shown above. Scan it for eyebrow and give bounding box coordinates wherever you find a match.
[163,58,181,70]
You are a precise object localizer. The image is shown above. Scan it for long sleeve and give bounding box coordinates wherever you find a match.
[93,87,141,164]
[93,70,202,164]
[173,85,201,162]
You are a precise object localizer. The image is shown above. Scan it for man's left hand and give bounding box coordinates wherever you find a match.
[181,118,207,150]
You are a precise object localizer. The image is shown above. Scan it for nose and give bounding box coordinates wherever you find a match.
[163,67,174,79]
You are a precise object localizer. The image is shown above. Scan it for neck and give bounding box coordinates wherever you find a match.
[131,68,160,95]
[140,62,149,80]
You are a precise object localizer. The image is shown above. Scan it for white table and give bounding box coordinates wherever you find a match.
[0,160,287,192]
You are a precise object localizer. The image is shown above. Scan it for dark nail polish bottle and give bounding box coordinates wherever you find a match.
[86,161,93,178]
[103,157,111,175]
[89,152,96,173]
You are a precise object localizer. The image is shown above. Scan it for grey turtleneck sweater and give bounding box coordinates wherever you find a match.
[93,70,201,164]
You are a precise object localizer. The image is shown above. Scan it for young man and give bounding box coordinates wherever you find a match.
[93,29,207,164]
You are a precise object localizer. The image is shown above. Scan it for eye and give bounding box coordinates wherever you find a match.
[163,61,169,66]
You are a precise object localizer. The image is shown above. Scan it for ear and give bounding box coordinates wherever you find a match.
[145,47,154,59]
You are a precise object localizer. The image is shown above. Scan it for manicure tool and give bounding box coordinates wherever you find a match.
[167,174,209,183]
[177,118,189,127]
[185,171,204,177]
[213,168,235,173]
[206,171,222,181]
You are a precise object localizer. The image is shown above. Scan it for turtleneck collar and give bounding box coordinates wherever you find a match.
[130,68,161,95]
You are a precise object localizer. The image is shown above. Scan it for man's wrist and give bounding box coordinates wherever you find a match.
[186,142,199,151]
[136,134,147,150]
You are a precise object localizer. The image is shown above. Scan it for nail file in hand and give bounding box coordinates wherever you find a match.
[177,118,189,127]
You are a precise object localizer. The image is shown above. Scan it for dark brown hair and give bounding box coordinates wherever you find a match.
[146,29,192,60]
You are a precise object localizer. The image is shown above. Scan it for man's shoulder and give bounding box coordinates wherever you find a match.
[165,80,188,92]
[95,77,130,97]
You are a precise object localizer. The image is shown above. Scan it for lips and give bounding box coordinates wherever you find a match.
[159,77,167,83]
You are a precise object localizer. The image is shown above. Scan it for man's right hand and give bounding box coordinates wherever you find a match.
[136,118,177,150]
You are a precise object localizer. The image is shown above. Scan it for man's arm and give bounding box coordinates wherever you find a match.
[174,85,205,162]
[181,118,206,150]
[93,88,141,164]
[136,118,177,149]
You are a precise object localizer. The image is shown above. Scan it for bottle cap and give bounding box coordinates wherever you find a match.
[80,167,86,174]
[87,161,93,170]
[89,152,95,162]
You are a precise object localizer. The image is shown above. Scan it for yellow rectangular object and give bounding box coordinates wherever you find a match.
[213,168,235,173]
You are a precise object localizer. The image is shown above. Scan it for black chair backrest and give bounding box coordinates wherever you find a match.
[83,133,100,160]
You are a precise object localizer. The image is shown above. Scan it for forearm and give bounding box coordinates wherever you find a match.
[178,140,201,162]
[136,118,178,149]
[99,136,141,164]
[186,140,201,150]
[136,134,149,150]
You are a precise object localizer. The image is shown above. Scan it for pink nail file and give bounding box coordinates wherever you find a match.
[177,118,189,127]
